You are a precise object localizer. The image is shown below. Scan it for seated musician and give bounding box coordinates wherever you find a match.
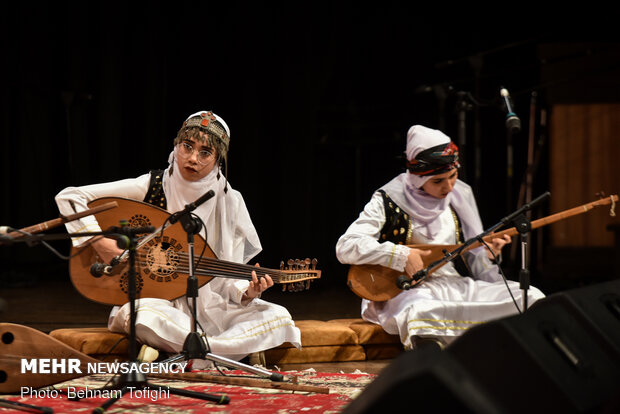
[335,125,545,349]
[55,111,301,366]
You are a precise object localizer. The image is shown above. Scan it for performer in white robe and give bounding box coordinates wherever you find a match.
[56,111,301,364]
[336,125,545,350]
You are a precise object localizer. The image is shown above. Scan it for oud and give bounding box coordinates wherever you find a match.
[347,195,618,302]
[70,198,321,305]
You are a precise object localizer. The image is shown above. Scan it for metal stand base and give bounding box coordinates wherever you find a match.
[161,352,284,382]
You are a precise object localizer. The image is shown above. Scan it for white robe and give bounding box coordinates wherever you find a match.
[335,178,545,349]
[55,172,301,363]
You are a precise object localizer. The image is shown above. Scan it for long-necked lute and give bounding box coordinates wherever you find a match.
[69,197,321,305]
[347,195,618,302]
[2,201,118,238]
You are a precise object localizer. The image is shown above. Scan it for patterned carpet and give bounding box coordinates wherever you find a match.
[0,368,376,413]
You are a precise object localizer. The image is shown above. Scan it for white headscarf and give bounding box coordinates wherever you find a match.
[162,111,261,263]
[397,125,453,238]
[404,125,452,189]
[378,125,479,241]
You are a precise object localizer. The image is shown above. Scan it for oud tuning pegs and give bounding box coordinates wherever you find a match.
[280,260,285,270]
[311,258,318,270]
[304,258,311,269]
[287,259,295,270]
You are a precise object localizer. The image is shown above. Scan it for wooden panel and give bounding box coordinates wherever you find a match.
[549,104,620,246]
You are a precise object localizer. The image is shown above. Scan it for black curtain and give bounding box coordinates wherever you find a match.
[1,4,617,295]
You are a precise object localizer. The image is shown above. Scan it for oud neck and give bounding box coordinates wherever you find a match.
[183,256,319,284]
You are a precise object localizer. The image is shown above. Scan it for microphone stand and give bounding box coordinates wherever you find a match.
[160,197,284,382]
[89,223,229,412]
[398,192,550,311]
[455,91,472,183]
[174,209,208,362]
[512,214,532,311]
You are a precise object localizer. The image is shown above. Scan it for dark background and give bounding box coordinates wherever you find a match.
[2,4,620,306]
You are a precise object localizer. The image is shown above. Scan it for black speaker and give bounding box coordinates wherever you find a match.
[342,343,507,414]
[533,278,620,355]
[448,280,620,413]
[344,280,620,414]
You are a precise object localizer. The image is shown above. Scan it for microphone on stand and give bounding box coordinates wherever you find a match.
[169,190,216,225]
[396,269,428,291]
[89,225,156,277]
[396,275,412,290]
[500,87,521,133]
[89,253,123,277]
[90,262,113,278]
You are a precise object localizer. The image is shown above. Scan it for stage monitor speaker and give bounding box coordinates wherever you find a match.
[342,344,507,414]
[448,279,620,413]
[344,280,620,414]
[531,278,620,355]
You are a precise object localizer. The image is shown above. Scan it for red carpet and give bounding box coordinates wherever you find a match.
[0,369,374,413]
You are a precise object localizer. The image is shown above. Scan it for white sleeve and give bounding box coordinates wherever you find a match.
[335,192,411,272]
[465,246,504,283]
[54,174,151,246]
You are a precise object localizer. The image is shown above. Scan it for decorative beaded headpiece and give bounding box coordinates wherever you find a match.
[182,111,230,157]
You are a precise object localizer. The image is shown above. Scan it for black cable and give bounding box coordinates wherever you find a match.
[479,238,522,314]
[8,228,73,260]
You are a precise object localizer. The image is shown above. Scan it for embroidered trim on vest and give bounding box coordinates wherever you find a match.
[450,207,464,244]
[143,169,167,209]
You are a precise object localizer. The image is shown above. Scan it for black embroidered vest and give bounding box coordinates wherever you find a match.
[377,190,471,276]
[143,169,167,209]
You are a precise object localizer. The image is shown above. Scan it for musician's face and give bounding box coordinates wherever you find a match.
[175,137,218,181]
[421,168,458,199]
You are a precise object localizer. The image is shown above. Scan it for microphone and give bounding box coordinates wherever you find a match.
[169,190,215,224]
[396,268,429,291]
[90,262,111,278]
[396,275,412,290]
[90,255,123,277]
[500,87,521,133]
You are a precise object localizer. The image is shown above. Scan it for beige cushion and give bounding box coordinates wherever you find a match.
[264,345,366,364]
[48,319,403,364]
[49,327,128,355]
[276,320,359,348]
[327,319,401,345]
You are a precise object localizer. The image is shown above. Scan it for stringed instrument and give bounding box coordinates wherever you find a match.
[69,197,321,305]
[1,201,118,239]
[347,195,618,302]
[0,323,100,393]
